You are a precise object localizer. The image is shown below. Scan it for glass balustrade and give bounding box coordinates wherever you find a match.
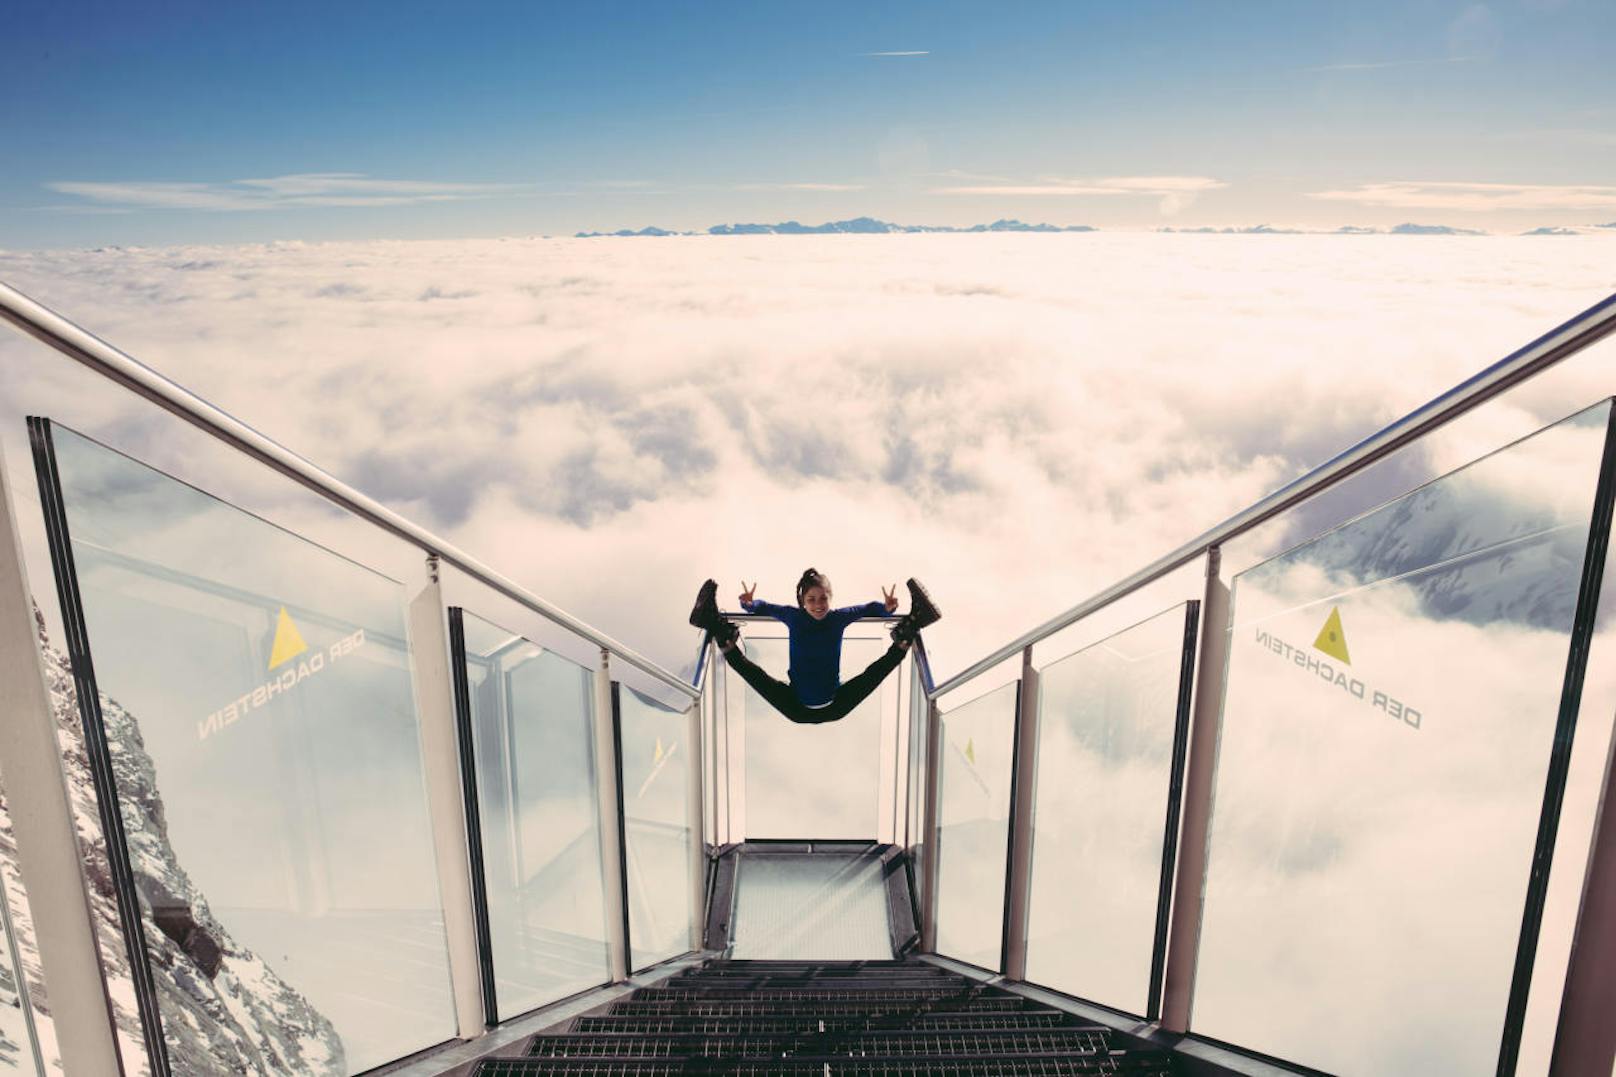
[1193,400,1615,1075]
[451,610,611,1021]
[1025,601,1197,1018]
[615,684,694,971]
[933,680,1018,971]
[31,421,454,1076]
[737,634,891,839]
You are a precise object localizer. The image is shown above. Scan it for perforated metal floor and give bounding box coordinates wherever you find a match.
[470,959,1176,1076]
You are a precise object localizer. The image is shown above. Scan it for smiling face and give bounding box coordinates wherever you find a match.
[800,584,831,620]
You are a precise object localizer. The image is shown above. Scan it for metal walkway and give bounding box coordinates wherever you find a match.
[470,960,1176,1075]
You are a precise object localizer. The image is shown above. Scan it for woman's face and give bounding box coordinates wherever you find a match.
[801,585,831,620]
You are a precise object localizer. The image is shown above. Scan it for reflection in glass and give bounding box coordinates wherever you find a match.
[43,424,452,1075]
[741,635,888,839]
[0,846,42,1076]
[617,685,694,971]
[934,681,1017,971]
[1025,603,1194,1016]
[456,612,611,1019]
[1195,401,1614,1075]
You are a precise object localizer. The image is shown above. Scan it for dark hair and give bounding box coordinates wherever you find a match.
[796,567,831,607]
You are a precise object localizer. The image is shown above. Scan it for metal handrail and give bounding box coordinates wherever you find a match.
[930,289,1616,699]
[0,280,699,700]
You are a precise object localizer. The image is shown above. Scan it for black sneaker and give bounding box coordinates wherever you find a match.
[688,579,722,631]
[891,578,941,643]
[905,578,941,630]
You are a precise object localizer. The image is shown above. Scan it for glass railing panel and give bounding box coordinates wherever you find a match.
[933,680,1018,971]
[739,633,891,839]
[36,422,453,1075]
[616,684,693,971]
[1025,601,1196,1017]
[1194,400,1614,1075]
[455,610,611,1020]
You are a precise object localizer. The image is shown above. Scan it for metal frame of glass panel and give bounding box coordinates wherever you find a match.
[446,609,501,1026]
[27,417,170,1074]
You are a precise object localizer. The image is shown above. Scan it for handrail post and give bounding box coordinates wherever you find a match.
[1003,646,1040,980]
[920,695,943,952]
[686,669,707,952]
[593,649,630,982]
[1551,711,1616,1073]
[0,424,120,1073]
[1160,547,1230,1032]
[406,559,486,1037]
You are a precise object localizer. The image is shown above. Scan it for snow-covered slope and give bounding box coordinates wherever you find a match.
[7,607,345,1075]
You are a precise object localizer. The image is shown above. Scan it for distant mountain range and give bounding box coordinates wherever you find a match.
[577,217,1609,238]
[577,217,1096,237]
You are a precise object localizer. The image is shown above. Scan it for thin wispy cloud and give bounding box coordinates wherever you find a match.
[930,175,1226,215]
[46,173,523,212]
[1304,55,1479,72]
[1308,181,1616,212]
[734,182,867,192]
[863,50,929,57]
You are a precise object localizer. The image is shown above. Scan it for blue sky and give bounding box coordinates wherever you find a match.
[3,0,1614,246]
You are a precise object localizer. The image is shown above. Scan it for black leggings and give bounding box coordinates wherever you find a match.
[722,641,907,725]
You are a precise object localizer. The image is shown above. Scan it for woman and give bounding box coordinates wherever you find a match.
[689,568,939,725]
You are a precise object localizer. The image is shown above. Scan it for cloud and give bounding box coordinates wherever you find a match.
[4,231,1610,690]
[1303,56,1479,72]
[863,50,929,57]
[45,173,524,213]
[1309,181,1616,213]
[732,183,868,192]
[930,175,1226,215]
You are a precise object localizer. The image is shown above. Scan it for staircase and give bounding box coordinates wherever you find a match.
[471,959,1177,1074]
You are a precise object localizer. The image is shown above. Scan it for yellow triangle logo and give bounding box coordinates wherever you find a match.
[654,737,665,765]
[268,606,309,670]
[1313,606,1351,665]
[964,738,976,765]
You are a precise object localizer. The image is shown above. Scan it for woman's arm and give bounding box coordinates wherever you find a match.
[739,582,795,622]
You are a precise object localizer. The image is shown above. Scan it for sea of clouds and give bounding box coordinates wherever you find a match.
[2,232,1615,1074]
[2,233,1612,681]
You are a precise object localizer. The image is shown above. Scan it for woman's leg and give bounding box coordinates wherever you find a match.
[720,644,818,724]
[812,642,909,724]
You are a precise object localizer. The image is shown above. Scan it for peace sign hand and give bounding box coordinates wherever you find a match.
[881,583,899,613]
[739,581,758,606]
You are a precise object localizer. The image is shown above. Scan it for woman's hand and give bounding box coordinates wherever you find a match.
[739,581,758,606]
[882,584,899,613]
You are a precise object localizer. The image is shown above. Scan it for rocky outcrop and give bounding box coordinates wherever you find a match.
[2,607,346,1075]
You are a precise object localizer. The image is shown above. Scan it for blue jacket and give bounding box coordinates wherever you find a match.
[740,599,887,706]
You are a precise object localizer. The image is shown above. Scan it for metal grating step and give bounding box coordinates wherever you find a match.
[608,996,1032,1017]
[476,1056,1173,1075]
[527,1029,1118,1060]
[665,976,970,992]
[571,1010,1077,1035]
[631,986,978,1001]
[684,964,957,978]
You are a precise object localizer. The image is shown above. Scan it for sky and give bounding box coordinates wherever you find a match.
[4,0,1616,246]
